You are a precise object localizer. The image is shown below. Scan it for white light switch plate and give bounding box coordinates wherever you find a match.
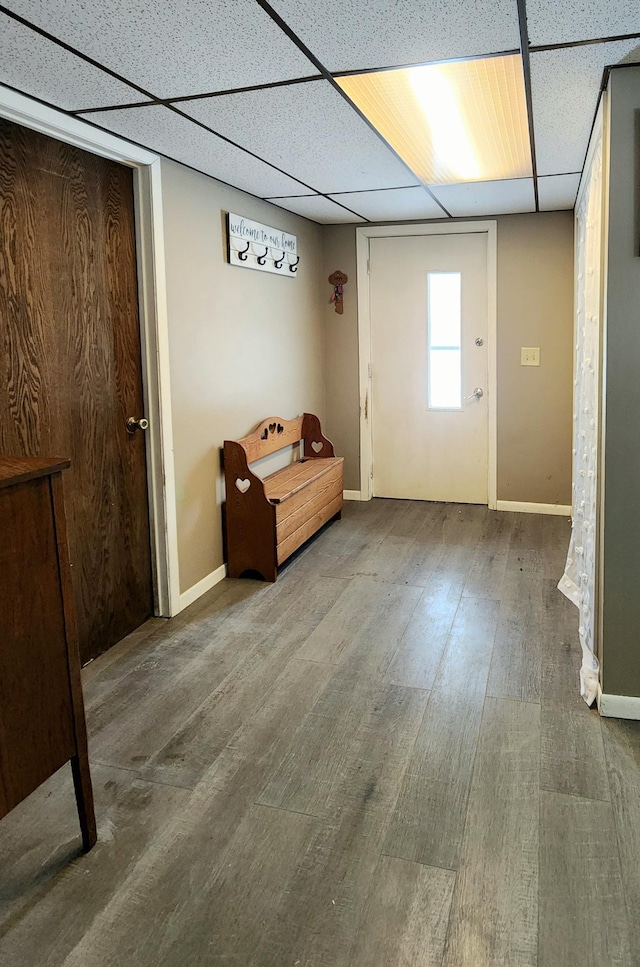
[521,347,540,366]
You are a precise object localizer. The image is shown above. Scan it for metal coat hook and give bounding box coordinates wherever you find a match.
[289,255,300,274]
[237,241,250,261]
[274,251,285,269]
[256,245,269,266]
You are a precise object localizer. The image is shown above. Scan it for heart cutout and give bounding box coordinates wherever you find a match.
[269,423,276,433]
[311,441,323,453]
[277,423,284,434]
[260,428,268,440]
[235,478,251,494]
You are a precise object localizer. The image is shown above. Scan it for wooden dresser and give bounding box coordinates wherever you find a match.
[0,457,96,850]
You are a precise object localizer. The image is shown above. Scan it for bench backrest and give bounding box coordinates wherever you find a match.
[230,413,334,466]
[235,416,304,464]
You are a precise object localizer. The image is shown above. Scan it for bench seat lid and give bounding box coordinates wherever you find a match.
[264,457,343,504]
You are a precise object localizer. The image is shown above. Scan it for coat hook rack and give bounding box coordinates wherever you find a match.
[227,213,298,278]
[328,270,348,314]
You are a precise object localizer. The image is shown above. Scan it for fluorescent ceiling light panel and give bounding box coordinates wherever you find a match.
[337,55,532,185]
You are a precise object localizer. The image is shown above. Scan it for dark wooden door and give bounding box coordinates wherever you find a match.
[0,118,153,664]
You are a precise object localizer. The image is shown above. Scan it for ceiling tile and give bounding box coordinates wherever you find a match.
[327,187,446,221]
[267,0,520,72]
[268,195,366,223]
[531,40,640,175]
[429,179,535,216]
[180,80,420,194]
[79,106,309,197]
[1,0,318,98]
[527,0,640,46]
[538,174,581,211]
[0,13,142,110]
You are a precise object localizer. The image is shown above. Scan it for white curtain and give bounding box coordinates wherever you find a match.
[558,120,603,706]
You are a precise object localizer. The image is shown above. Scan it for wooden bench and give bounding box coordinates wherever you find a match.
[223,413,344,581]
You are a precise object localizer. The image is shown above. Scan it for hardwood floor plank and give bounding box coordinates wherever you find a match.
[383,680,485,870]
[252,806,392,967]
[462,510,514,600]
[305,498,416,580]
[392,503,449,587]
[541,514,572,580]
[343,501,452,586]
[142,588,344,788]
[80,617,165,686]
[392,503,486,592]
[540,579,584,710]
[257,675,428,820]
[539,791,631,967]
[383,590,497,870]
[356,532,428,585]
[486,572,543,703]
[62,803,319,967]
[87,624,265,773]
[443,698,540,967]
[431,596,500,694]
[510,512,544,551]
[82,578,262,708]
[601,717,640,956]
[385,572,463,690]
[87,574,344,781]
[296,576,421,666]
[44,660,334,966]
[541,706,610,801]
[348,855,456,967]
[0,764,190,965]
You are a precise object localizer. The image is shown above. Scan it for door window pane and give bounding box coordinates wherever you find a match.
[428,272,462,409]
[429,348,461,409]
[429,272,461,347]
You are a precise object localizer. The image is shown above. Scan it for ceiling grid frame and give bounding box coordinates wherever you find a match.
[0,1,366,216]
[252,0,453,216]
[515,0,540,211]
[0,1,638,221]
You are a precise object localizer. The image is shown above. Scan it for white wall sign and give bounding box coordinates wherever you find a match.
[227,213,299,277]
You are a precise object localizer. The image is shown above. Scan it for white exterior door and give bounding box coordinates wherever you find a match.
[369,231,489,503]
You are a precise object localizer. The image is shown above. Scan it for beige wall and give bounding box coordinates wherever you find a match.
[496,213,574,503]
[322,212,574,504]
[322,226,361,491]
[161,159,325,594]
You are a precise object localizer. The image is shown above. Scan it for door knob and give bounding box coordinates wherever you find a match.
[464,387,484,401]
[126,417,149,433]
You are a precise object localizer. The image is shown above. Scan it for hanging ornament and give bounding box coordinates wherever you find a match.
[328,270,348,315]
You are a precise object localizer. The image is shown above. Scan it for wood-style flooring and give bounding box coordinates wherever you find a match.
[1,499,639,966]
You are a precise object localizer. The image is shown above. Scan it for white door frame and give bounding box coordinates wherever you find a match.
[0,85,181,616]
[356,221,498,508]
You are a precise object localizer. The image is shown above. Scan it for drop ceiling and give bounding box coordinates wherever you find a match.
[0,0,639,224]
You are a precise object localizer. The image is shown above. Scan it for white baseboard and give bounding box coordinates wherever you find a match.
[343,490,362,500]
[496,500,571,517]
[178,563,227,612]
[600,693,640,720]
